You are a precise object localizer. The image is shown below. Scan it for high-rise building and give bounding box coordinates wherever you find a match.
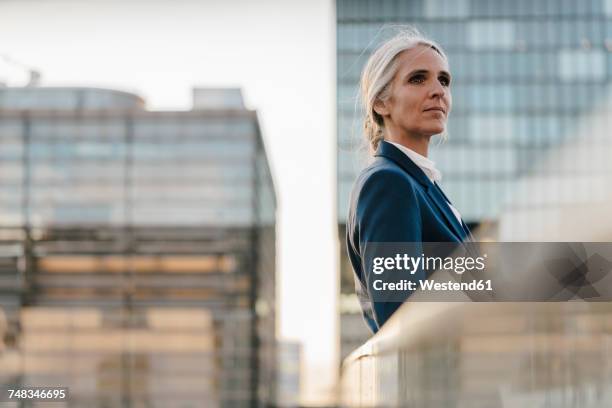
[276,341,302,408]
[0,86,277,408]
[337,0,612,359]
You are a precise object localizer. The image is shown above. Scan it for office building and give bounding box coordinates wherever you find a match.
[276,341,302,408]
[0,86,277,407]
[337,0,612,359]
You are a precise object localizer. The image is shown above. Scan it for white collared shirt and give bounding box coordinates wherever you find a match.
[388,141,464,225]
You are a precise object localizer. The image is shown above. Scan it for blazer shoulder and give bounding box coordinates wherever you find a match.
[347,157,420,231]
[353,156,417,193]
[346,154,424,262]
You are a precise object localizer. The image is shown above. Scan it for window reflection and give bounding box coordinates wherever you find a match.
[468,20,515,49]
[559,50,606,81]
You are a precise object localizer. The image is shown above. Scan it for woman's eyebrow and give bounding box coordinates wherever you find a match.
[404,69,451,78]
[405,69,428,78]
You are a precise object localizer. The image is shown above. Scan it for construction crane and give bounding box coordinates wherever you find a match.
[0,55,41,86]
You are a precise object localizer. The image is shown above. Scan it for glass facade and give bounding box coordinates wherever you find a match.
[337,0,612,359]
[0,87,277,407]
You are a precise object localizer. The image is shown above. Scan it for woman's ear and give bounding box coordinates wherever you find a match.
[373,99,389,117]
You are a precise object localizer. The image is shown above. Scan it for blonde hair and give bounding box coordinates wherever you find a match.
[359,27,448,153]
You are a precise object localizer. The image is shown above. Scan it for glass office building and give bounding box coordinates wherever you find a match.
[0,86,277,407]
[337,0,612,359]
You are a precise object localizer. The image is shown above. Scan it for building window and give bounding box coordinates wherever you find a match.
[605,0,612,16]
[468,114,515,145]
[468,84,515,112]
[424,0,469,18]
[468,20,515,50]
[559,50,606,81]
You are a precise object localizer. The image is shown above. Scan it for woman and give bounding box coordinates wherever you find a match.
[346,29,473,333]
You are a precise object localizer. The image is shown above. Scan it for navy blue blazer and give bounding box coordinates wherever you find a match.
[346,140,472,333]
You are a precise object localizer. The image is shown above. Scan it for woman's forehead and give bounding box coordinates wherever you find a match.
[396,46,449,73]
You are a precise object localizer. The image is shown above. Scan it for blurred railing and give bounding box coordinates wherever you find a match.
[340,302,612,408]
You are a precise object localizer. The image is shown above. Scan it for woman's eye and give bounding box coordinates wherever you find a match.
[408,75,425,84]
[439,76,451,86]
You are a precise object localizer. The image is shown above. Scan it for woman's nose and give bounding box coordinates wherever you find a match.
[428,80,445,98]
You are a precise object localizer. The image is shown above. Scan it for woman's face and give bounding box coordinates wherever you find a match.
[376,45,452,140]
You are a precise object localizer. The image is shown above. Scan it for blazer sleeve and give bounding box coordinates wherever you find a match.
[355,168,424,329]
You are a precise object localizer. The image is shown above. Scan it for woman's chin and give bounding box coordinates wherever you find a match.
[423,126,445,137]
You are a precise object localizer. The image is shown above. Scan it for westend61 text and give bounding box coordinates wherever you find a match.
[373,279,493,292]
[372,253,487,275]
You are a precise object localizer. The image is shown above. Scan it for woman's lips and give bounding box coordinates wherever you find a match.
[424,107,445,114]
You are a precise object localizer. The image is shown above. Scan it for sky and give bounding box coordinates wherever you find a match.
[0,0,337,404]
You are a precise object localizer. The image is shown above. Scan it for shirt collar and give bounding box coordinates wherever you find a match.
[387,141,442,183]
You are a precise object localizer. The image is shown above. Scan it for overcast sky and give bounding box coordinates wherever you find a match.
[0,0,337,404]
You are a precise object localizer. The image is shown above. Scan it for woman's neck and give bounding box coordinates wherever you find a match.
[385,132,431,157]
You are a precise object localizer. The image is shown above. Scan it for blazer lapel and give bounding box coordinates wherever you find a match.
[433,181,474,241]
[427,184,467,241]
[461,220,475,242]
[376,141,466,241]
